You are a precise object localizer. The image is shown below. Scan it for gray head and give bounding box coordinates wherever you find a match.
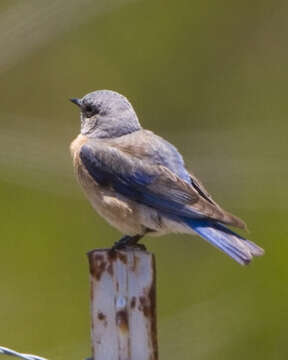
[70,90,141,138]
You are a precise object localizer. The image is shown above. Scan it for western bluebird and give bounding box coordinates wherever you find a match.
[70,90,264,265]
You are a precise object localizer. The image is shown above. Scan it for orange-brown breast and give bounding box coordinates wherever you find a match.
[70,134,88,162]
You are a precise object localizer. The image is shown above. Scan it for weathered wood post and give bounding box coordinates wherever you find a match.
[88,249,157,360]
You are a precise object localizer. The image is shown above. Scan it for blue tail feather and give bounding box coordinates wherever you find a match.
[182,218,264,265]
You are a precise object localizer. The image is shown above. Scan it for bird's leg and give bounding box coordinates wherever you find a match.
[112,234,146,251]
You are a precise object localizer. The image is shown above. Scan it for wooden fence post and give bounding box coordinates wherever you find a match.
[88,249,157,360]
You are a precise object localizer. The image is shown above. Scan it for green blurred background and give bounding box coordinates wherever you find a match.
[0,0,287,359]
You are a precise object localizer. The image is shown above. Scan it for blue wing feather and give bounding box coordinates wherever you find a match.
[182,218,264,265]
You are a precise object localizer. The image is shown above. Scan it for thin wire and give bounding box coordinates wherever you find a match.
[0,346,47,360]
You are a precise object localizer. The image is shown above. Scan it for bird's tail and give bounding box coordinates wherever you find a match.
[182,218,264,265]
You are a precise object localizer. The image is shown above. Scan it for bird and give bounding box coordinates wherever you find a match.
[70,89,264,265]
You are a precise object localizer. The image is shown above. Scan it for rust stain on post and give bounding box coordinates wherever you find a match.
[131,254,140,272]
[107,249,117,261]
[116,309,129,332]
[130,296,136,309]
[118,252,128,264]
[88,249,158,360]
[97,312,106,321]
[89,253,106,281]
[139,296,149,317]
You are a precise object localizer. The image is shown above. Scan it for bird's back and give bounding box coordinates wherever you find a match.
[105,129,191,183]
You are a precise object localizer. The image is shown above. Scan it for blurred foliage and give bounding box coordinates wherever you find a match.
[0,0,287,359]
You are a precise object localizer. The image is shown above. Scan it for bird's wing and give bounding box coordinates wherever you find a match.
[189,172,219,206]
[79,141,246,229]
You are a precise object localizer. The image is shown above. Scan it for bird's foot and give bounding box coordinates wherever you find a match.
[112,234,146,251]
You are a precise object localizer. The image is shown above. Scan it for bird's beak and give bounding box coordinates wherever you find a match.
[70,98,81,107]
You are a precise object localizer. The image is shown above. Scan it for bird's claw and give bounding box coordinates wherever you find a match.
[112,235,146,251]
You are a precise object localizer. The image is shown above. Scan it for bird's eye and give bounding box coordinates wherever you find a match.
[85,105,93,113]
[84,104,100,117]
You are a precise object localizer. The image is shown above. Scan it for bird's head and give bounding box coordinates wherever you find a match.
[70,90,141,138]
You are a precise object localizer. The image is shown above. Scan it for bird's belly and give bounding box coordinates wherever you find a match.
[74,161,144,234]
[91,193,144,235]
